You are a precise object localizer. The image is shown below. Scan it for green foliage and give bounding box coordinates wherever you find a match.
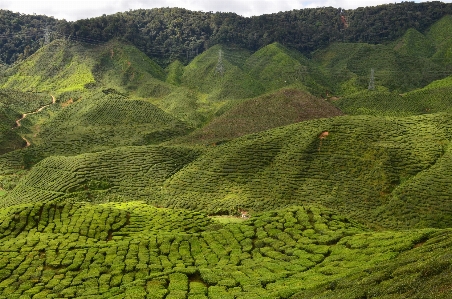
[1,7,452,299]
[2,145,201,206]
[0,201,447,298]
[177,88,343,145]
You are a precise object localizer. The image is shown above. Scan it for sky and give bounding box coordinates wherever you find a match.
[0,0,446,21]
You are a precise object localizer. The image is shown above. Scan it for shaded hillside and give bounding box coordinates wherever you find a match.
[177,88,343,145]
[5,112,452,229]
[160,113,451,229]
[0,200,449,298]
[244,43,327,95]
[2,145,200,207]
[334,73,452,117]
[181,45,263,101]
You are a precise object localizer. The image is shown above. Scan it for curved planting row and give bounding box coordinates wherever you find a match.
[162,113,452,229]
[0,201,447,298]
[2,145,201,207]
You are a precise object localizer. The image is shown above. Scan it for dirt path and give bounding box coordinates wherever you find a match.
[13,95,56,148]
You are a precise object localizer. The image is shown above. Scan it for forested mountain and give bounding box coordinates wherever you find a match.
[1,1,452,65]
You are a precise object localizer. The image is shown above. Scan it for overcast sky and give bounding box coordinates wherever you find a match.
[0,0,447,21]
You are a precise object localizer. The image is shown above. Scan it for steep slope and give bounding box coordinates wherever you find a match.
[0,40,96,92]
[177,88,343,145]
[313,41,445,94]
[0,39,173,98]
[393,28,435,58]
[160,113,451,229]
[92,40,173,98]
[181,44,263,101]
[244,43,328,96]
[426,15,452,66]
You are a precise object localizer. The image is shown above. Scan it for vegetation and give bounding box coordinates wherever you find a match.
[0,4,452,298]
[0,201,449,298]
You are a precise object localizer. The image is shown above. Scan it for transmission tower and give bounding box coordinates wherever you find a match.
[44,27,51,45]
[215,50,225,76]
[368,68,375,90]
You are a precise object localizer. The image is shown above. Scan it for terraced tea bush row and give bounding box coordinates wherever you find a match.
[2,145,201,207]
[163,113,452,229]
[0,201,448,298]
[28,94,192,155]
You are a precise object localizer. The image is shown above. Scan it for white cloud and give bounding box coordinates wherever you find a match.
[0,0,443,21]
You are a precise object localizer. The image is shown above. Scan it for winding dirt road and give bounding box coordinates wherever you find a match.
[13,95,56,148]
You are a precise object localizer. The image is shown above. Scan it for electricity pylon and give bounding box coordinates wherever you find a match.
[215,50,225,76]
[368,68,375,90]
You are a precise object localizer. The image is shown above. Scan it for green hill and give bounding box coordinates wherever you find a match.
[1,145,200,207]
[177,88,343,145]
[335,73,452,117]
[0,39,173,98]
[26,93,192,156]
[313,41,445,94]
[393,28,435,58]
[244,43,327,96]
[160,113,451,229]
[6,112,452,230]
[181,44,263,101]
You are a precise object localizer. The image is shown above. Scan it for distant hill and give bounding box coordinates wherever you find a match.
[0,39,173,98]
[178,88,343,145]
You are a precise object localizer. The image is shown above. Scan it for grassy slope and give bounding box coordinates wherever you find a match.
[27,93,192,155]
[0,40,96,93]
[176,88,343,145]
[244,43,328,97]
[0,39,173,99]
[313,36,445,95]
[0,200,449,298]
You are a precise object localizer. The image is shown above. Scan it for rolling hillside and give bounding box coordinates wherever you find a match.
[177,88,343,145]
[5,112,452,230]
[1,9,452,299]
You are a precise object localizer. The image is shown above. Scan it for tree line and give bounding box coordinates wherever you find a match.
[1,1,452,66]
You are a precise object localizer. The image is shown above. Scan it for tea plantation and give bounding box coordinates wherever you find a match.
[1,13,452,298]
[0,201,449,298]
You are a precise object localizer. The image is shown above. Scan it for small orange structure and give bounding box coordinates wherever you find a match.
[318,131,329,152]
[239,209,250,219]
[319,131,329,139]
